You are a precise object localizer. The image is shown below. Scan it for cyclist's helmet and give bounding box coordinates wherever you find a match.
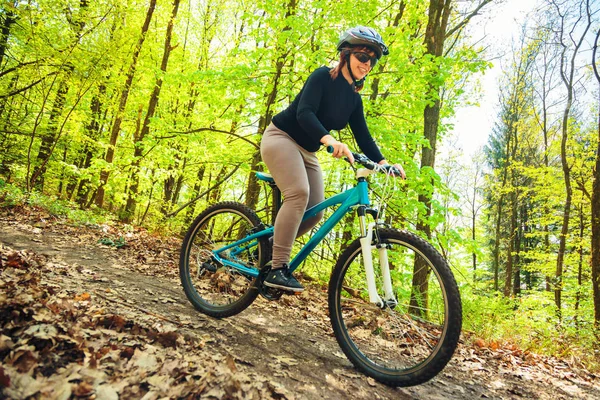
[337,26,389,59]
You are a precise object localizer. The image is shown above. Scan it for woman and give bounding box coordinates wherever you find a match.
[260,26,405,292]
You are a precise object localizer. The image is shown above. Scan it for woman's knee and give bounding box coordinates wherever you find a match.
[285,186,310,208]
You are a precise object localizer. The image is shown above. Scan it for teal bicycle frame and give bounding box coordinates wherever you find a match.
[211,178,371,277]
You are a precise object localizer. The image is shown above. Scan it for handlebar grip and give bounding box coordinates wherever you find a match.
[381,164,402,176]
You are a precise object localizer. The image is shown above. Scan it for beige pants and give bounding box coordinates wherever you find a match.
[260,123,325,268]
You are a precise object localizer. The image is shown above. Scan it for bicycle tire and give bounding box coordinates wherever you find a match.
[328,228,462,387]
[180,202,269,318]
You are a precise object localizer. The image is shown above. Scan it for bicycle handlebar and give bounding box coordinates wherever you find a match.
[326,145,402,176]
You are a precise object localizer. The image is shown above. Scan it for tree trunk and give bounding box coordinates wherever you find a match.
[555,91,574,316]
[0,74,19,177]
[123,0,181,222]
[504,189,517,297]
[183,165,206,230]
[471,184,477,279]
[29,1,90,190]
[208,165,227,203]
[512,204,525,296]
[574,201,584,320]
[0,8,17,66]
[410,0,452,315]
[552,0,592,319]
[590,21,600,329]
[492,192,504,292]
[592,120,600,328]
[541,63,553,293]
[161,152,180,215]
[245,150,263,209]
[122,106,144,220]
[244,0,297,211]
[29,72,72,189]
[96,0,156,207]
[75,84,107,206]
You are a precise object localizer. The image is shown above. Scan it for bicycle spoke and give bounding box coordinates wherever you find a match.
[180,202,268,318]
[329,228,462,386]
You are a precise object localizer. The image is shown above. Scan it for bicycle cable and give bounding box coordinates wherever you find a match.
[374,164,397,224]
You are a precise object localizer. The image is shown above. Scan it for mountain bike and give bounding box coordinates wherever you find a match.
[179,151,462,387]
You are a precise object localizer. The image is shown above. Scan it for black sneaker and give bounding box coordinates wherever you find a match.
[264,265,304,292]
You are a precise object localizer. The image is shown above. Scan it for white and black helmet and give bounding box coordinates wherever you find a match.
[337,26,389,59]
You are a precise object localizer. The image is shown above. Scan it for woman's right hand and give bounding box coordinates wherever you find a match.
[324,138,354,163]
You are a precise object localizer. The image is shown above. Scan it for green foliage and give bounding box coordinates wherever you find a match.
[10,0,600,373]
[0,183,26,207]
[0,182,111,227]
[469,4,600,370]
[462,284,599,369]
[98,237,127,248]
[0,0,489,240]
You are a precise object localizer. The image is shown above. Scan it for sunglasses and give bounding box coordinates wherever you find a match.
[352,52,378,67]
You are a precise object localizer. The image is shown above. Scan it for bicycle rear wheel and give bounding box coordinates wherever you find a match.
[328,228,462,387]
[180,202,269,318]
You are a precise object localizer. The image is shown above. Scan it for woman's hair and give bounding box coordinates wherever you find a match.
[329,45,375,92]
[329,47,351,81]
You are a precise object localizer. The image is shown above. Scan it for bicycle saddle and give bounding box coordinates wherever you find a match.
[256,172,274,184]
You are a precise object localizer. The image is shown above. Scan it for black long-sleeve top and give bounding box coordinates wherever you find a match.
[272,66,385,163]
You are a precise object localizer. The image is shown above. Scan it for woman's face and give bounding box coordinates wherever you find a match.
[349,48,377,80]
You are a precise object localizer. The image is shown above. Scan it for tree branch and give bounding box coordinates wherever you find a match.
[446,0,494,39]
[165,163,242,218]
[162,127,260,150]
[0,72,59,98]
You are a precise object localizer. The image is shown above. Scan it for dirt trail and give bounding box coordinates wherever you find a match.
[1,208,599,399]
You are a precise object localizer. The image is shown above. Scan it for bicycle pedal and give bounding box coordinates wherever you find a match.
[260,286,284,301]
[284,290,304,296]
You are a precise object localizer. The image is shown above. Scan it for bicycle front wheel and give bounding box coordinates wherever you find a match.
[328,228,462,387]
[180,202,270,318]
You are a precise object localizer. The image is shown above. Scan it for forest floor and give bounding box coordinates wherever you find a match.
[1,205,599,400]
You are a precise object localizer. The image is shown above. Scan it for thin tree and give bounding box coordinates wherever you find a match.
[123,0,181,222]
[244,0,299,211]
[411,0,492,313]
[531,26,561,292]
[590,27,600,328]
[0,1,17,67]
[551,0,592,314]
[464,152,484,280]
[29,0,91,190]
[95,0,157,207]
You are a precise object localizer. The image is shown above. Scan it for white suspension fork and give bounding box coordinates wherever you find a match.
[378,243,397,307]
[360,221,397,308]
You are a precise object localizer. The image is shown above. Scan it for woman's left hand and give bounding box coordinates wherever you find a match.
[379,161,406,179]
[393,163,406,179]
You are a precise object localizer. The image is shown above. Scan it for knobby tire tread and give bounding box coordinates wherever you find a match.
[328,228,462,387]
[179,201,266,318]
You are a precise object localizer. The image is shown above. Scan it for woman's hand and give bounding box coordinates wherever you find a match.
[379,160,406,179]
[322,136,354,163]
